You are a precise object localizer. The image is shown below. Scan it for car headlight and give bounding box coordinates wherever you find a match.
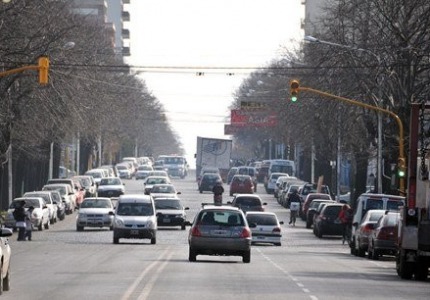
[147,220,155,229]
[78,213,87,219]
[115,218,124,226]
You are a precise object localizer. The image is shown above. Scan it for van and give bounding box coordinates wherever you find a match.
[350,193,405,253]
[112,194,157,244]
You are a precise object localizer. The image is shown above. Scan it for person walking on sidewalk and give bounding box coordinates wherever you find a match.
[25,206,35,241]
[13,200,27,241]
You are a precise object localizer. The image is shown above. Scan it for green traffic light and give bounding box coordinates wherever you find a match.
[398,170,405,177]
[291,96,298,102]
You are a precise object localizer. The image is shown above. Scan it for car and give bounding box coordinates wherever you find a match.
[160,155,189,178]
[306,199,335,228]
[197,166,220,185]
[116,163,133,179]
[236,166,258,192]
[229,175,254,196]
[84,169,108,185]
[367,211,400,260]
[72,175,97,197]
[274,175,290,199]
[97,177,125,198]
[352,209,387,257]
[135,165,154,180]
[265,172,289,194]
[154,197,189,230]
[76,197,115,231]
[187,205,252,263]
[0,227,12,294]
[5,197,50,231]
[229,194,267,213]
[246,212,283,246]
[112,194,157,244]
[71,179,86,208]
[298,183,331,205]
[198,173,222,193]
[23,191,58,224]
[42,183,76,214]
[226,167,238,184]
[144,176,171,194]
[313,203,344,238]
[150,184,181,199]
[301,193,332,221]
[47,178,83,208]
[49,190,66,221]
[147,170,169,178]
[99,165,118,177]
[312,202,333,236]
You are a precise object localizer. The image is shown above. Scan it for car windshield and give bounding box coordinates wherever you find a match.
[151,185,175,193]
[81,199,112,209]
[198,210,244,226]
[117,202,153,216]
[234,197,260,207]
[44,186,66,195]
[10,199,41,208]
[323,205,341,216]
[146,178,167,185]
[246,214,277,226]
[87,172,101,178]
[25,193,51,204]
[100,178,122,185]
[79,178,91,187]
[387,200,404,211]
[155,199,181,210]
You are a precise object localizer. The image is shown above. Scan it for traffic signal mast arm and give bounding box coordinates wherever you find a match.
[0,57,49,85]
[297,84,406,195]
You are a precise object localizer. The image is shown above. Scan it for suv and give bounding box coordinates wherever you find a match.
[112,194,157,244]
[187,205,252,263]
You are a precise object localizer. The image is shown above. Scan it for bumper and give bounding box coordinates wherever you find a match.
[373,239,397,254]
[98,190,124,198]
[319,222,343,236]
[157,215,185,226]
[251,233,281,244]
[190,237,251,255]
[113,228,156,240]
[77,217,113,228]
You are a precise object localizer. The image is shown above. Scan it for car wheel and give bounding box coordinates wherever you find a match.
[357,245,366,257]
[371,249,379,260]
[113,236,120,244]
[3,264,10,292]
[109,225,114,231]
[274,243,281,246]
[44,220,50,230]
[59,213,65,221]
[199,190,203,194]
[306,220,311,229]
[76,226,84,232]
[38,221,43,231]
[396,250,414,279]
[181,224,186,230]
[151,237,156,245]
[242,250,251,263]
[414,261,428,281]
[189,247,197,262]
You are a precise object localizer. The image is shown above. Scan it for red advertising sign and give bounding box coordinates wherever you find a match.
[230,109,277,127]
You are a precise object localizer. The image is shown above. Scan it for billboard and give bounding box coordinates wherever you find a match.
[230,109,277,127]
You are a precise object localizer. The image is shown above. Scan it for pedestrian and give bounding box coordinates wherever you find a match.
[25,206,34,241]
[338,204,353,244]
[13,200,27,241]
[289,190,301,226]
[212,180,224,205]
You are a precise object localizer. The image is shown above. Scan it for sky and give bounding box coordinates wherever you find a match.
[125,0,305,168]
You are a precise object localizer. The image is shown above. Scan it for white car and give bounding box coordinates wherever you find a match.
[96,177,125,198]
[143,176,171,195]
[246,212,283,246]
[43,184,76,214]
[76,197,115,231]
[23,191,58,224]
[5,197,50,231]
[0,227,13,294]
[150,184,181,199]
[84,169,106,185]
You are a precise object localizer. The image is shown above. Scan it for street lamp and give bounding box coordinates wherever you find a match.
[304,35,384,194]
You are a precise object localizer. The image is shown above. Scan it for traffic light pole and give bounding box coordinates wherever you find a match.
[0,57,50,84]
[298,85,406,195]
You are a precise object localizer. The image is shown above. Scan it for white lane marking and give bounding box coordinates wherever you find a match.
[137,252,174,300]
[121,247,171,300]
[257,248,318,300]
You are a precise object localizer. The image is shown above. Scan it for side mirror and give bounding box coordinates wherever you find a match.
[184,221,192,226]
[108,211,115,216]
[156,212,162,217]
[53,201,57,205]
[184,207,190,210]
[279,221,284,225]
[177,192,182,195]
[263,202,267,206]
[226,201,232,204]
[249,222,257,228]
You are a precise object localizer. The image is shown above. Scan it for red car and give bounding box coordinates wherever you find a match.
[229,175,254,196]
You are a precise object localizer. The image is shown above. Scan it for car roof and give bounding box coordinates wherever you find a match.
[118,194,153,203]
[358,193,405,200]
[234,194,261,199]
[245,211,276,216]
[200,205,240,211]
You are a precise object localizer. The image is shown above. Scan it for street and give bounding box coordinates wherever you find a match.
[4,176,429,300]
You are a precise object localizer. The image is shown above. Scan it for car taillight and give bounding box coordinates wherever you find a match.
[240,227,251,238]
[191,226,201,237]
[377,227,395,240]
[363,224,373,233]
[272,227,281,233]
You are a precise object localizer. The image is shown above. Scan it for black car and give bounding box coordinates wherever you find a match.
[306,199,335,228]
[199,173,222,193]
[313,203,344,238]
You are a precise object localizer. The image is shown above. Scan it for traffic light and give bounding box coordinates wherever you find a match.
[290,80,300,102]
[38,56,49,85]
[397,158,406,178]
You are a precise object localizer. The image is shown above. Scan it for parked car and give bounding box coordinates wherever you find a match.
[76,197,115,231]
[97,177,125,198]
[367,211,400,260]
[187,205,252,263]
[6,197,50,231]
[229,194,267,213]
[301,193,332,221]
[112,194,157,244]
[154,197,189,230]
[352,209,386,257]
[274,175,291,199]
[306,199,335,228]
[72,175,97,198]
[313,202,334,236]
[84,169,107,185]
[236,166,258,192]
[298,183,331,205]
[49,190,66,221]
[23,191,58,224]
[198,173,222,193]
[313,203,344,238]
[0,227,13,294]
[265,172,289,194]
[143,176,171,194]
[226,167,238,184]
[229,175,254,196]
[281,183,303,208]
[246,212,283,246]
[42,183,76,214]
[46,178,83,208]
[150,184,181,199]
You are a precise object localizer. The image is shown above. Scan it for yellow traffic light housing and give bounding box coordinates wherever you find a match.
[38,56,49,85]
[398,158,406,178]
[290,80,300,102]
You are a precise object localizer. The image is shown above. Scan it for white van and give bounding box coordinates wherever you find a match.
[112,194,157,244]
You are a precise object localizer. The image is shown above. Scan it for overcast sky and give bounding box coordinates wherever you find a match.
[125,0,305,167]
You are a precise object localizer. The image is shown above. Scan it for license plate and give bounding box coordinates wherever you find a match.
[211,230,228,236]
[130,230,139,235]
[163,218,171,223]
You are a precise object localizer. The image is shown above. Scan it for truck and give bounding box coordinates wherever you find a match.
[195,137,232,183]
[396,103,430,281]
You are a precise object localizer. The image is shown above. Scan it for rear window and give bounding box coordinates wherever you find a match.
[246,214,277,226]
[117,202,153,216]
[384,213,400,226]
[323,205,341,216]
[234,197,261,206]
[387,200,404,211]
[369,211,385,222]
[198,210,244,226]
[366,199,383,210]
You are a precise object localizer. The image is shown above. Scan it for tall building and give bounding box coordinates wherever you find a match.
[302,0,328,36]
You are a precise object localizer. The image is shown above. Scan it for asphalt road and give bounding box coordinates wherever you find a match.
[3,176,429,300]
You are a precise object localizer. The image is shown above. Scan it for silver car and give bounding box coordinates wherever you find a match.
[76,197,115,231]
[187,205,252,263]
